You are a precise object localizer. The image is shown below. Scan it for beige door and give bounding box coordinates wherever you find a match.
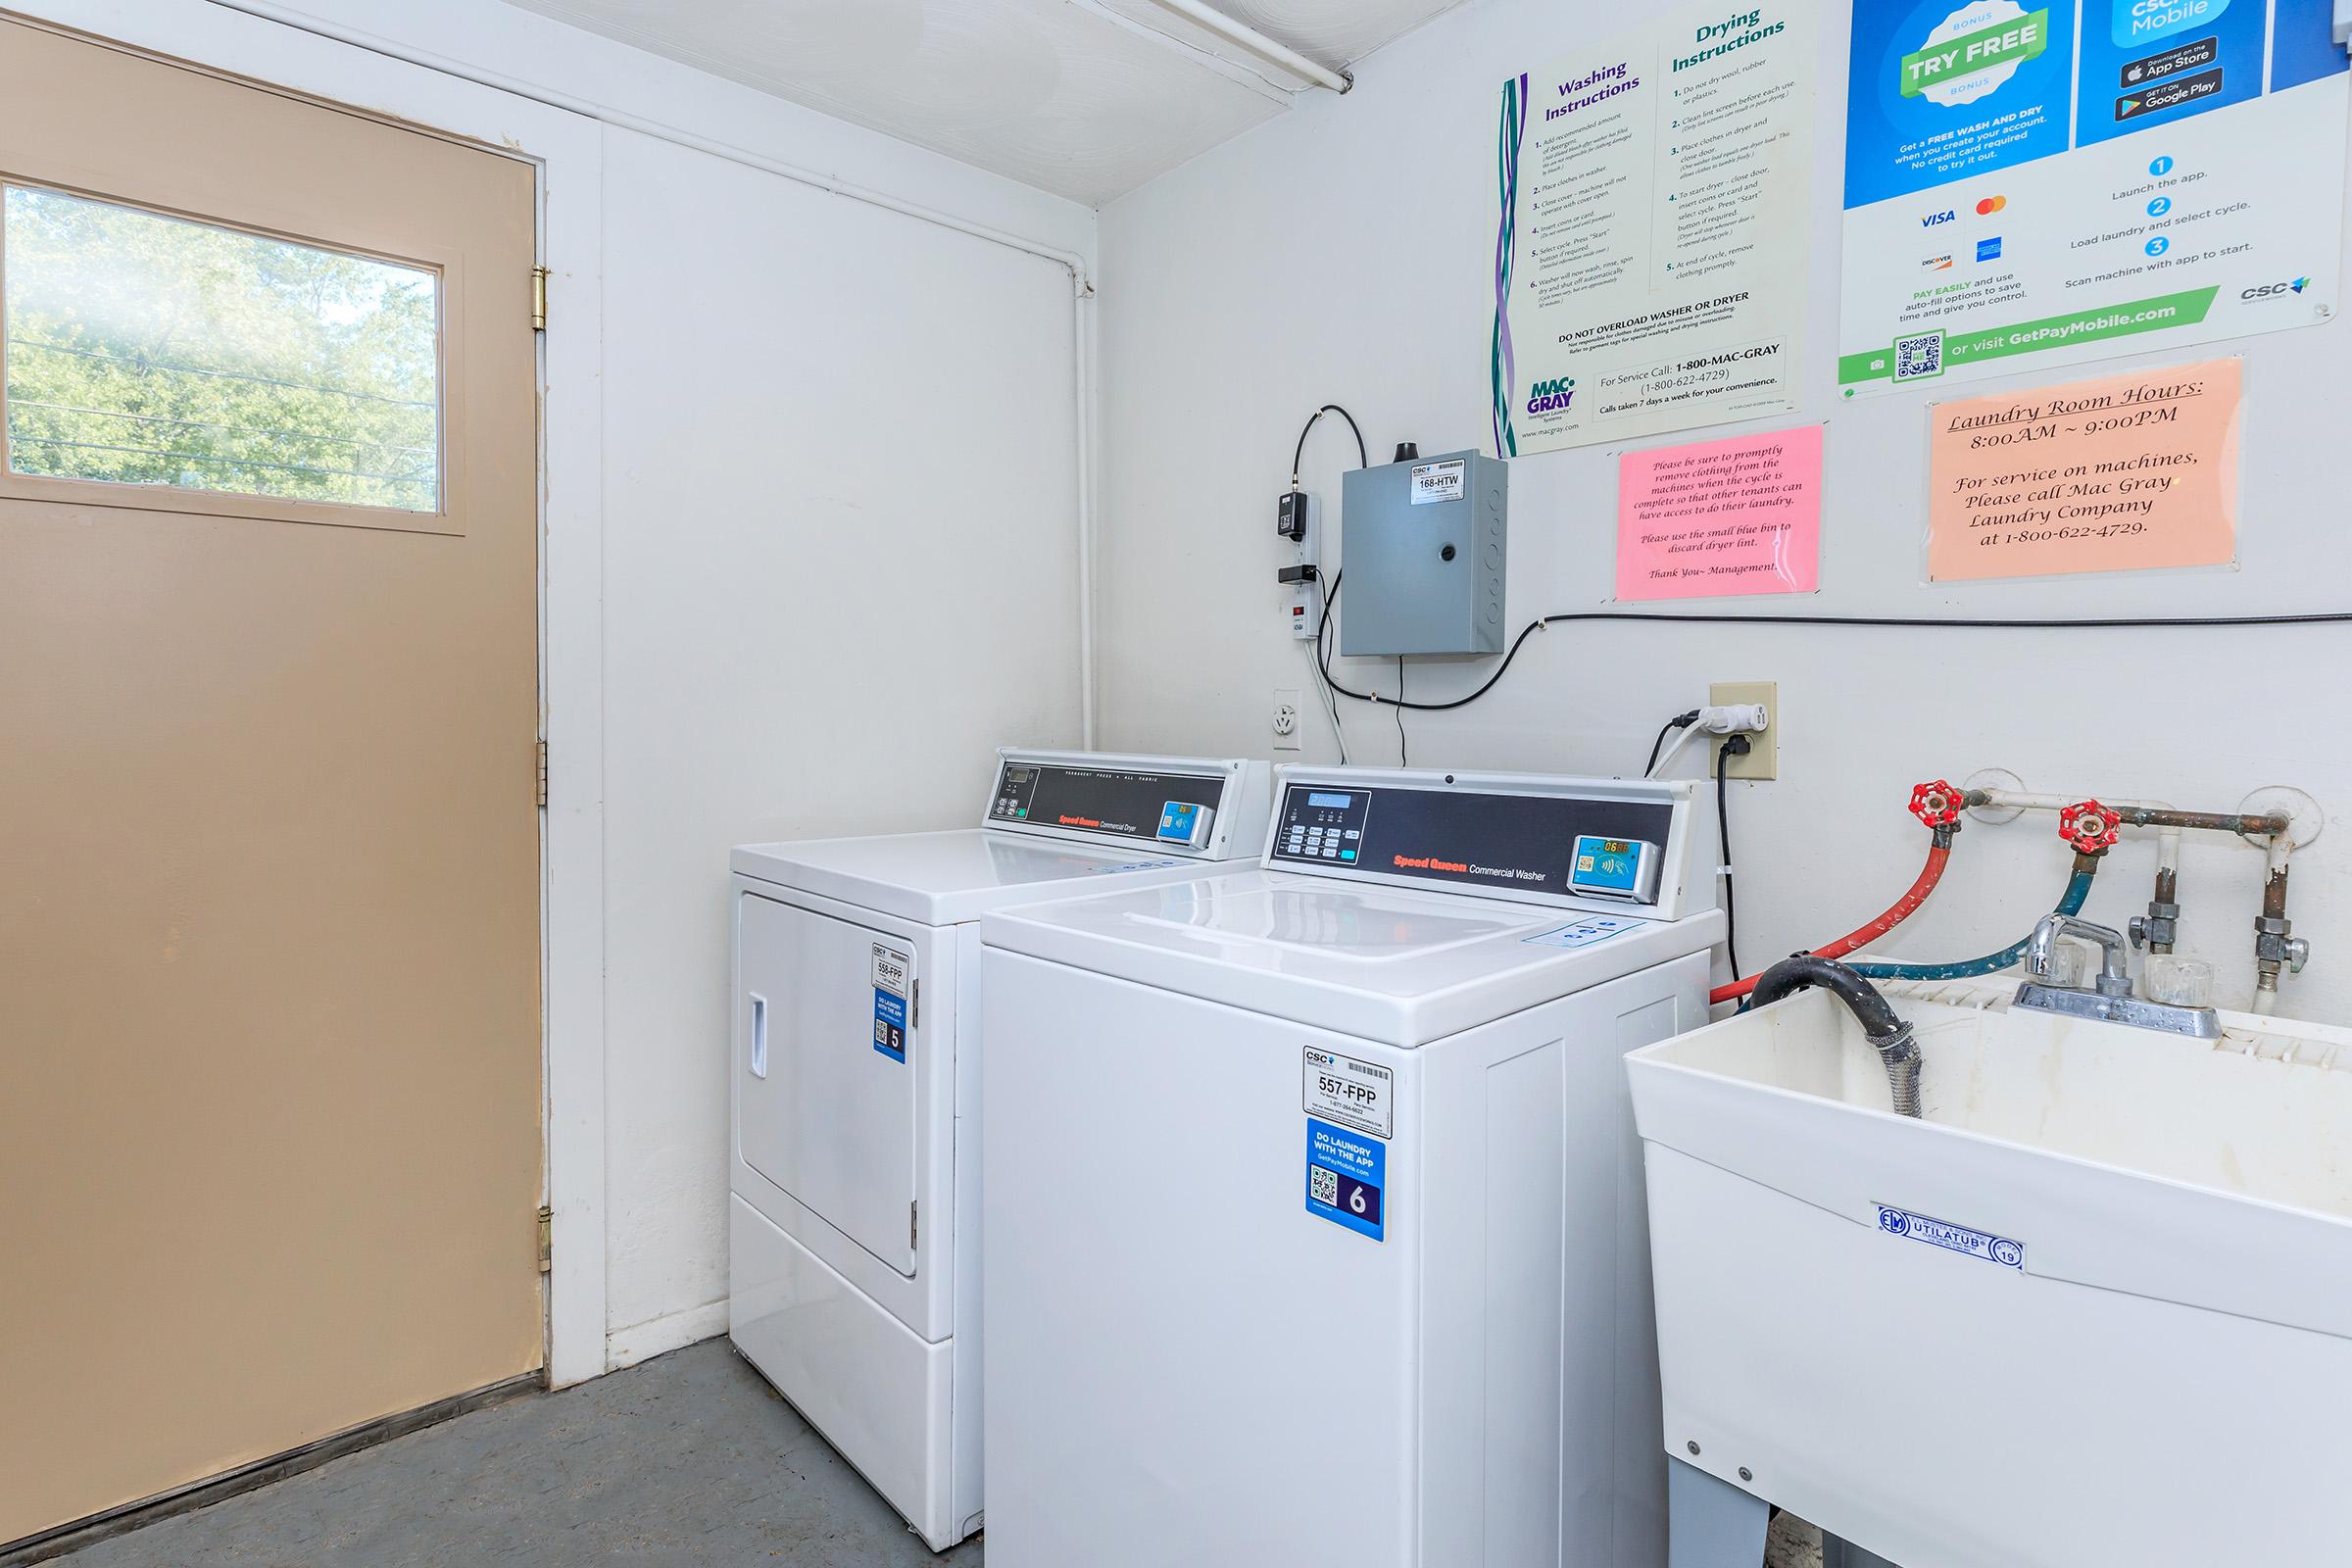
[0,19,542,1544]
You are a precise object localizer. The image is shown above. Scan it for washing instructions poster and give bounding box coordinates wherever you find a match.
[1489,0,1817,454]
[1839,0,2348,397]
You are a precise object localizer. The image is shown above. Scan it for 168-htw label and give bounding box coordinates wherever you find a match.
[1302,1047,1393,1139]
[1410,460,1467,505]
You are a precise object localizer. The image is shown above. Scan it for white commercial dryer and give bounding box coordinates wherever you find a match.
[728,749,1272,1551]
[979,766,1727,1568]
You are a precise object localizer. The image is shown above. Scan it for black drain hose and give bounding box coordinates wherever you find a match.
[1748,956,1922,1118]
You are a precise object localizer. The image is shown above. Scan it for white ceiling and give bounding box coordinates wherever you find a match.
[500,0,1468,205]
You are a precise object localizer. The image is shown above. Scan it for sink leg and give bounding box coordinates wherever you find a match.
[1667,1455,1770,1567]
[1823,1536,1904,1568]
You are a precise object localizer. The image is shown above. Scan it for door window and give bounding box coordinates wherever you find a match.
[2,183,442,514]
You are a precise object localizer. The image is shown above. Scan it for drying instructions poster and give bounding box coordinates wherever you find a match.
[1490,0,1816,454]
[1926,357,2241,579]
[1840,0,2348,397]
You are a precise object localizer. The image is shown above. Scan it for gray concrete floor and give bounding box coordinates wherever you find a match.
[59,1339,982,1567]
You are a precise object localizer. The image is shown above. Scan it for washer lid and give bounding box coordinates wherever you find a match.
[981,870,1726,1047]
[733,829,1229,926]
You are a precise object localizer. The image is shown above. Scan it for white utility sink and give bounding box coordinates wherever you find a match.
[1628,985,2352,1568]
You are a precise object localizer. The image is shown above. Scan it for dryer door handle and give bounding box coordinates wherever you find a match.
[749,993,769,1079]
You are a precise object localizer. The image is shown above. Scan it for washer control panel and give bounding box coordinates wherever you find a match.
[1273,787,1370,865]
[1261,769,1698,917]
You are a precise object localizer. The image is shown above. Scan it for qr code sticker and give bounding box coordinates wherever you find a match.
[1308,1166,1339,1206]
[1893,331,1944,381]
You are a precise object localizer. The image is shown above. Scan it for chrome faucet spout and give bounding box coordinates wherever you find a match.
[2029,914,2133,998]
[2017,914,2219,1038]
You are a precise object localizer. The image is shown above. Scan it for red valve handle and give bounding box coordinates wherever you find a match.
[2060,799,2122,854]
[1909,780,1963,828]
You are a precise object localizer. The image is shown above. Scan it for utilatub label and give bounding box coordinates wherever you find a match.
[1874,1203,2024,1269]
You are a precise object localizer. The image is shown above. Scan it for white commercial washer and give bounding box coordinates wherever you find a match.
[980,766,1727,1568]
[729,749,1272,1551]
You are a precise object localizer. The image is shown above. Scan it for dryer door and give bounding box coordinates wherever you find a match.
[737,892,919,1276]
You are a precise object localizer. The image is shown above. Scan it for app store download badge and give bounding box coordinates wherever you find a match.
[2115,0,2228,49]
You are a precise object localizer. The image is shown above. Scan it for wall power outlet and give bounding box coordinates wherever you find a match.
[1273,688,1302,751]
[1709,681,1777,780]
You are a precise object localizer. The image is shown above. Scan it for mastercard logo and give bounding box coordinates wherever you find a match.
[1977,195,2009,216]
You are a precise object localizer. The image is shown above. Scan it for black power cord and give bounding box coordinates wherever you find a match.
[1293,404,1369,479]
[1716,734,1750,979]
[1291,405,1370,763]
[1645,710,1701,774]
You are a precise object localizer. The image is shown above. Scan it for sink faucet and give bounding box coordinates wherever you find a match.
[2016,914,2221,1039]
[2026,915,2134,998]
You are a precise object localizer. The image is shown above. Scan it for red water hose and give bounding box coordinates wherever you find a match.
[1710,843,1952,1004]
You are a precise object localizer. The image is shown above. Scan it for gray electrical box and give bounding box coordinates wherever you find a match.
[1339,449,1508,657]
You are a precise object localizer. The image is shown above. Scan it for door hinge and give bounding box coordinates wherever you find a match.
[537,1205,553,1273]
[535,738,549,808]
[909,1200,919,1250]
[530,266,549,331]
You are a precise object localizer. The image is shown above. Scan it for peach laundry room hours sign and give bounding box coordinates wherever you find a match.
[1926,358,2241,581]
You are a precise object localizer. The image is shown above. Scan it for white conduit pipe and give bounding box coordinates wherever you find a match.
[1139,0,1352,93]
[210,0,1103,746]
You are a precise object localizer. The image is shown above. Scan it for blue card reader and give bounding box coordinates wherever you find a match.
[1156,801,1213,849]
[1567,835,1661,903]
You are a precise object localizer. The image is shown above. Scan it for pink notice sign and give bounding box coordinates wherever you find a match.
[1616,427,1824,601]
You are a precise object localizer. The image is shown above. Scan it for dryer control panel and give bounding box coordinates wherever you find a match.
[1261,767,1710,920]
[984,751,1271,860]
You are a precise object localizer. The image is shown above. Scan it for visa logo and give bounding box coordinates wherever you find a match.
[1922,209,1957,227]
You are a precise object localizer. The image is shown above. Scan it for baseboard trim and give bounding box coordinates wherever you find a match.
[606,1296,728,1370]
[0,1370,545,1566]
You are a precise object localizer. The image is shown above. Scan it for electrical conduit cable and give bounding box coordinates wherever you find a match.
[1645,710,1699,776]
[1647,720,1711,780]
[1316,609,2352,715]
[1846,865,2099,982]
[1715,737,1743,979]
[1712,842,1953,1004]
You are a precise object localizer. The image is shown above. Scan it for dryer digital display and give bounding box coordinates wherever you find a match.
[990,762,1224,847]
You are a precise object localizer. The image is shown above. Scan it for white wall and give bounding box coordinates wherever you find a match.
[597,124,1085,1359]
[1096,0,2348,1017]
